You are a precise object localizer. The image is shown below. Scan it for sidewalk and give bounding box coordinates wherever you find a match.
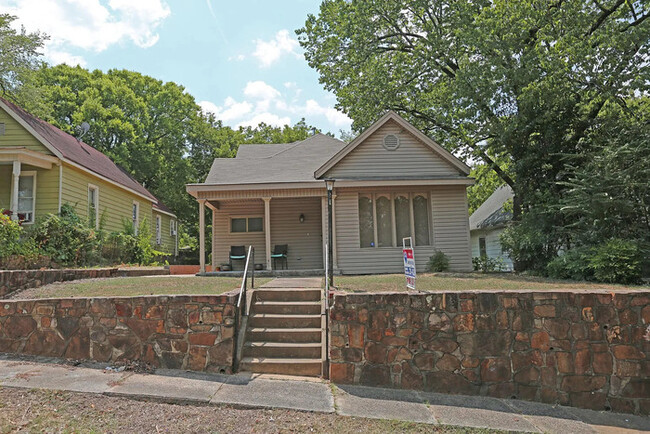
[0,356,647,433]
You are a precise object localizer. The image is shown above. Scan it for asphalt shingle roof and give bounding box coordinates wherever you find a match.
[469,185,513,231]
[1,97,156,201]
[204,134,346,185]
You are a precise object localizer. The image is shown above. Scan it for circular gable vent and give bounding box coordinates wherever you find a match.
[383,134,400,151]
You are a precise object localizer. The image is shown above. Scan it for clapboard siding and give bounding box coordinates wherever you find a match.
[61,163,153,234]
[325,120,461,179]
[213,200,266,270]
[0,108,53,154]
[153,211,177,255]
[0,166,12,210]
[270,197,323,269]
[470,228,513,271]
[335,186,472,274]
[0,164,60,221]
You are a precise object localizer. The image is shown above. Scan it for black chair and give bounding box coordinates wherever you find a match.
[229,245,246,269]
[271,244,288,270]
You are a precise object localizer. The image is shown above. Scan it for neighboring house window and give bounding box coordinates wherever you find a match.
[132,201,140,234]
[479,237,487,257]
[0,123,5,135]
[88,184,99,229]
[358,193,431,248]
[170,220,176,236]
[17,172,36,224]
[230,217,263,233]
[156,215,162,245]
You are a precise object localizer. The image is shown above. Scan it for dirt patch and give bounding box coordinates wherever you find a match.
[0,388,494,433]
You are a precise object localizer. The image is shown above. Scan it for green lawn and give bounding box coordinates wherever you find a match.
[10,276,272,299]
[334,272,649,292]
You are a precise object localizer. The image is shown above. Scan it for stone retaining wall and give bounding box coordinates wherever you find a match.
[329,291,650,415]
[0,268,118,298]
[0,293,236,373]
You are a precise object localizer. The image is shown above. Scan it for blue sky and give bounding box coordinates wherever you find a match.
[2,0,352,134]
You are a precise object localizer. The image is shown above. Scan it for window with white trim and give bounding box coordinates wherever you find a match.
[132,201,140,234]
[156,214,162,245]
[88,184,99,229]
[230,217,263,233]
[358,192,431,248]
[17,172,36,224]
[170,219,176,236]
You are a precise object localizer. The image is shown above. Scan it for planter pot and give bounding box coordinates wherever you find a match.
[221,264,232,271]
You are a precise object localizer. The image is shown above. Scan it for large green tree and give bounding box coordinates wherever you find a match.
[298,0,650,270]
[0,14,45,100]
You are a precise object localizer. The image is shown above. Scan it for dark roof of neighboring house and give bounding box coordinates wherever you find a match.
[0,97,156,201]
[204,134,347,185]
[153,199,175,216]
[469,185,513,231]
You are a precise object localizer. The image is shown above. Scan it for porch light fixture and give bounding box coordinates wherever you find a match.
[324,178,335,287]
[299,213,305,223]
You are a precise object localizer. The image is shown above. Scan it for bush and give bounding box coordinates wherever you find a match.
[29,204,98,266]
[0,212,40,267]
[428,251,450,272]
[588,239,642,285]
[472,255,505,273]
[546,248,593,281]
[0,212,23,259]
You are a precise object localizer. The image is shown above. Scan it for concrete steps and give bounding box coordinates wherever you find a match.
[240,283,324,377]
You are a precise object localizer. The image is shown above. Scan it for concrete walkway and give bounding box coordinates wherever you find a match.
[260,277,323,288]
[0,357,647,433]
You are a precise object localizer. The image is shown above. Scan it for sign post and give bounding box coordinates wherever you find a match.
[402,237,416,290]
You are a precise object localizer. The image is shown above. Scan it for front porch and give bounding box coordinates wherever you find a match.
[196,190,337,274]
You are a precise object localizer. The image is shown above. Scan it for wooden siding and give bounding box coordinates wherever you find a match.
[470,228,513,271]
[270,197,323,270]
[325,120,461,179]
[61,163,153,234]
[212,200,267,270]
[152,211,177,255]
[0,164,59,220]
[0,108,53,154]
[334,186,472,274]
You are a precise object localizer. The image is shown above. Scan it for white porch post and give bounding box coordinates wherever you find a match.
[198,199,206,274]
[263,197,272,270]
[211,207,217,271]
[321,196,328,270]
[10,160,21,221]
[332,193,338,269]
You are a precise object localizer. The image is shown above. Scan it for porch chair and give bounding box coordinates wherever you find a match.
[229,245,247,269]
[271,244,288,270]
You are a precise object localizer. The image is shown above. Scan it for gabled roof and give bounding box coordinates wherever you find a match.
[153,199,176,218]
[0,97,156,202]
[201,134,346,185]
[469,185,513,231]
[314,111,471,178]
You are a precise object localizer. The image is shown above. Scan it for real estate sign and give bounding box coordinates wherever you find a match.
[402,237,416,290]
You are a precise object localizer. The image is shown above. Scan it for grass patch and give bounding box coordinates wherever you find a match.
[9,276,272,299]
[334,272,649,293]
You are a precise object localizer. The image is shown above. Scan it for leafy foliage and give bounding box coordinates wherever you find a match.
[428,251,450,272]
[0,14,45,99]
[0,211,38,262]
[588,239,643,285]
[472,256,505,273]
[29,204,98,266]
[546,249,593,282]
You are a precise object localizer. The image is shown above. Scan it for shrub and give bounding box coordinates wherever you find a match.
[0,212,23,259]
[546,248,593,281]
[588,239,642,285]
[0,212,40,267]
[472,255,504,273]
[428,251,450,272]
[29,204,98,266]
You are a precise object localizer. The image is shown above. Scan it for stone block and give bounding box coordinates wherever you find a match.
[514,366,539,384]
[436,354,460,371]
[458,331,511,357]
[364,342,387,364]
[453,313,475,332]
[480,357,511,382]
[534,305,556,318]
[592,352,612,374]
[561,375,606,392]
[330,362,355,383]
[531,331,551,351]
[348,323,365,348]
[189,333,216,346]
[613,345,644,360]
[413,353,435,370]
[359,364,391,387]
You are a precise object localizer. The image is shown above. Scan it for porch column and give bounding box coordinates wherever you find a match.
[10,160,21,221]
[211,207,217,271]
[332,193,338,269]
[263,197,272,270]
[321,196,328,270]
[198,199,206,274]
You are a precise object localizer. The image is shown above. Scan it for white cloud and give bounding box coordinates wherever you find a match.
[201,80,351,131]
[252,29,300,67]
[244,81,281,100]
[5,0,170,65]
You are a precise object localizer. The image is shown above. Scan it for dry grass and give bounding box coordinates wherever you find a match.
[7,276,272,299]
[0,388,500,433]
[334,272,650,293]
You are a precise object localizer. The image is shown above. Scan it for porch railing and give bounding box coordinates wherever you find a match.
[322,243,330,378]
[233,246,254,372]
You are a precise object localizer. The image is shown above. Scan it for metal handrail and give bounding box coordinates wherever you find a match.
[236,246,255,315]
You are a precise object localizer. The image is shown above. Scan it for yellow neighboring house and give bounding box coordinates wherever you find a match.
[0,97,178,256]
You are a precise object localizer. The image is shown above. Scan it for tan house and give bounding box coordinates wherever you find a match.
[186,111,473,274]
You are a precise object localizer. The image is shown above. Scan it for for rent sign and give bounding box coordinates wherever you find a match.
[402,237,416,290]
